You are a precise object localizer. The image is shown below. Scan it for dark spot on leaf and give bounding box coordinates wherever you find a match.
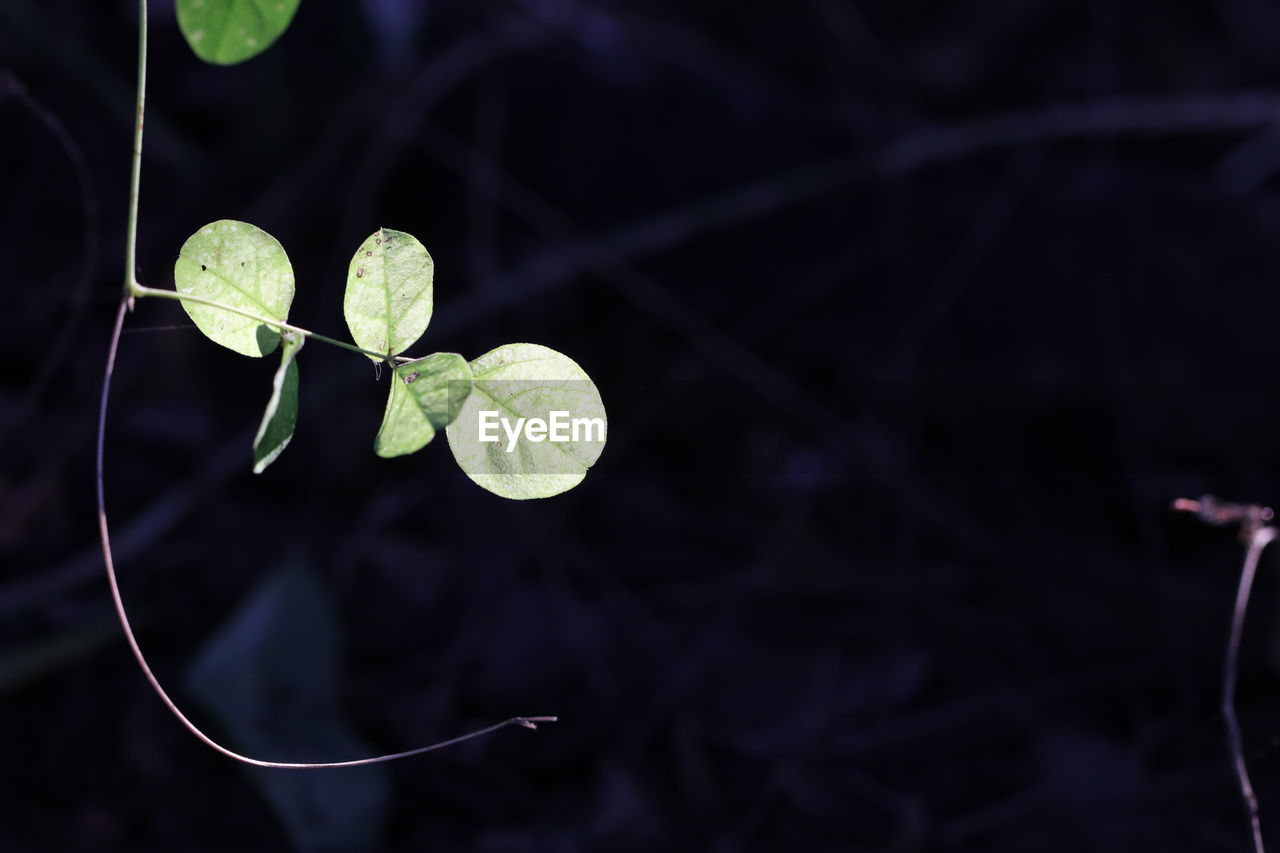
[404,372,419,384]
[200,264,206,271]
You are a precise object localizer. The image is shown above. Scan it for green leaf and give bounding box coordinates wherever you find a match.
[176,0,302,65]
[183,565,390,849]
[343,228,434,362]
[174,220,295,357]
[375,353,472,458]
[253,332,303,473]
[446,343,607,500]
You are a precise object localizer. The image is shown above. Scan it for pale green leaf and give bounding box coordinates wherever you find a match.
[253,332,303,473]
[174,220,294,357]
[375,353,472,458]
[176,0,302,65]
[446,343,607,499]
[343,228,434,361]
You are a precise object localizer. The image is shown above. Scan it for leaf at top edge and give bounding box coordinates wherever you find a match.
[174,220,295,357]
[445,343,607,500]
[176,0,302,66]
[253,333,303,473]
[343,228,434,362]
[375,353,472,458]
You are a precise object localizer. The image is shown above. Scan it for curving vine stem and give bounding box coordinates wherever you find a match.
[97,0,554,770]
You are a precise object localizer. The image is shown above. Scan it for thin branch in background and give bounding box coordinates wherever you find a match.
[1174,494,1277,853]
[419,125,842,434]
[0,69,100,442]
[432,91,1280,353]
[121,323,198,334]
[465,67,507,292]
[330,20,544,272]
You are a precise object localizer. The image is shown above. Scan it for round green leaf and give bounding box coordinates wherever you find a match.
[343,228,434,362]
[375,353,473,458]
[176,0,302,66]
[174,220,295,357]
[446,344,607,500]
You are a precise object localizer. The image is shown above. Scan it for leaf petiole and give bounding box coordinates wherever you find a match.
[130,283,412,363]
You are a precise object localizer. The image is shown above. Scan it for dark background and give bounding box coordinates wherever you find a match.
[5,0,1280,849]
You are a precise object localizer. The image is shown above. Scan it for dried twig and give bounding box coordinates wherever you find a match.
[1174,495,1277,853]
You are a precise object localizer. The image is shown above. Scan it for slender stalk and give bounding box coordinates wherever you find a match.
[1174,495,1276,853]
[1223,524,1277,853]
[131,283,408,362]
[97,0,556,769]
[123,0,146,294]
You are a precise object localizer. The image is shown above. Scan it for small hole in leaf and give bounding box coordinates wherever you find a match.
[376,237,382,245]
[356,268,364,278]
[404,372,419,384]
[366,251,372,257]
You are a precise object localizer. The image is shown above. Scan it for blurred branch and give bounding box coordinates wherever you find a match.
[0,0,198,169]
[441,90,1280,342]
[421,125,841,432]
[877,92,1280,175]
[332,19,546,263]
[0,70,100,445]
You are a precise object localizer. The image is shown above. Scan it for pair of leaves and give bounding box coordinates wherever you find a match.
[175,222,434,366]
[374,353,470,458]
[373,343,608,500]
[176,0,301,65]
[174,220,607,499]
[174,220,300,473]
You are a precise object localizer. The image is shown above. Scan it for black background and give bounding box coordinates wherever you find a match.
[5,0,1280,849]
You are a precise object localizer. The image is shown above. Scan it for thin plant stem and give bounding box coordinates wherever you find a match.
[123,0,145,295]
[1223,524,1277,853]
[130,283,410,362]
[99,296,556,767]
[1173,495,1277,851]
[120,2,403,367]
[97,0,556,769]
